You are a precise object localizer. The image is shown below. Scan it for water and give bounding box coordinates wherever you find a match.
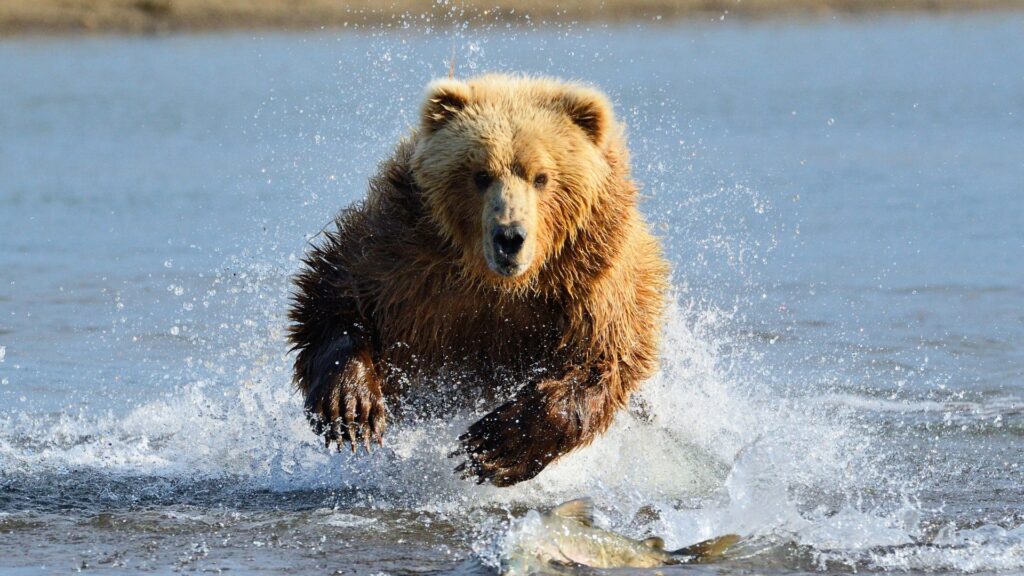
[1,13,1022,575]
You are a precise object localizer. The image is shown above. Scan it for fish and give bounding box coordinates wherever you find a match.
[499,498,740,575]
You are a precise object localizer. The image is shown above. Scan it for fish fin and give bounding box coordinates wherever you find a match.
[549,498,595,526]
[642,536,666,550]
[547,559,597,574]
[672,534,741,562]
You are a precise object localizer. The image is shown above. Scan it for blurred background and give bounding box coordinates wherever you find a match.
[1,0,1021,33]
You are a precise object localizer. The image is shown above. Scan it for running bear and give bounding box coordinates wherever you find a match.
[289,74,668,486]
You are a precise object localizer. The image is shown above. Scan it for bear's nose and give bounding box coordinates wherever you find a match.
[493,224,527,258]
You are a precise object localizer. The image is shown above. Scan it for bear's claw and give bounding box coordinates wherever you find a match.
[452,394,566,486]
[306,364,386,454]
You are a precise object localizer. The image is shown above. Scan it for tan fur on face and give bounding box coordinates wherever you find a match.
[412,74,614,289]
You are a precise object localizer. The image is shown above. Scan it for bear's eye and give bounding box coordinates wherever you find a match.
[533,173,549,189]
[473,171,492,190]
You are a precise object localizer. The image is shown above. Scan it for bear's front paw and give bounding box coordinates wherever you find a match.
[305,352,387,453]
[453,397,567,487]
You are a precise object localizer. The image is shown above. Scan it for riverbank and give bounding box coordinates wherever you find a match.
[2,0,1023,35]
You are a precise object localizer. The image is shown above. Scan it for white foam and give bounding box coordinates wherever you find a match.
[321,511,378,529]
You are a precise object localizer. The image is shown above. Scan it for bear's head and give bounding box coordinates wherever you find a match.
[411,74,623,288]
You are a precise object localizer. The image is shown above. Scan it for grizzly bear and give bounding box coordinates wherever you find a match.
[288,74,668,486]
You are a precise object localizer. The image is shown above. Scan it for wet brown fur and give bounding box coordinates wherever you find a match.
[288,74,668,486]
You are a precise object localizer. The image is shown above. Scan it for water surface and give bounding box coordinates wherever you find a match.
[0,13,1022,575]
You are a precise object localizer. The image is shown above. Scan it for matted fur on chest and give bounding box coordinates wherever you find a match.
[371,285,566,384]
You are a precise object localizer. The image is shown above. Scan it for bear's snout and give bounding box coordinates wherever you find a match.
[481,181,538,279]
[493,224,527,259]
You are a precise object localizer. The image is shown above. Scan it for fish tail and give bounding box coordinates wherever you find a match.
[671,534,741,562]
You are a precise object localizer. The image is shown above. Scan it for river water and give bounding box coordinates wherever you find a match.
[0,13,1022,575]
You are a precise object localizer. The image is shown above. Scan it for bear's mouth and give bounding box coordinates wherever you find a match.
[489,255,527,278]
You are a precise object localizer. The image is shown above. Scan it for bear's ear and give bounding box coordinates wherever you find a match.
[420,79,471,133]
[553,85,613,146]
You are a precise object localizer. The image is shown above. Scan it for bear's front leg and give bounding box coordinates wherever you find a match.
[455,367,619,486]
[298,334,387,452]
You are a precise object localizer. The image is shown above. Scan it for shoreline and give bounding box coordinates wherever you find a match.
[1,0,1023,36]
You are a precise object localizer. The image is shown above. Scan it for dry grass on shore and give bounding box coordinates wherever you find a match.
[1,0,1022,34]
